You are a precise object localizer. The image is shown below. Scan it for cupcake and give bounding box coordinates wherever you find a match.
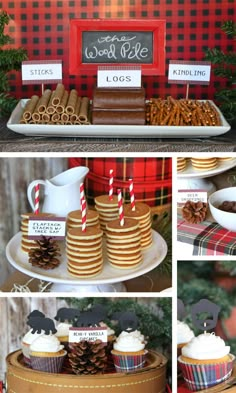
[178,332,235,391]
[177,320,195,356]
[30,334,66,373]
[21,328,45,365]
[55,322,72,349]
[111,330,147,373]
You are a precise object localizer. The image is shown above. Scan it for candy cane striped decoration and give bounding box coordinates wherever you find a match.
[117,189,124,226]
[129,178,135,211]
[34,184,40,214]
[80,182,85,205]
[81,198,87,232]
[109,169,114,200]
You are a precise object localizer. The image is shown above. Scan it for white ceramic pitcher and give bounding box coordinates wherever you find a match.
[27,166,89,216]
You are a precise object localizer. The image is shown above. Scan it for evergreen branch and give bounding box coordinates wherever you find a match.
[0,92,18,116]
[205,48,236,65]
[0,48,28,71]
[221,20,236,37]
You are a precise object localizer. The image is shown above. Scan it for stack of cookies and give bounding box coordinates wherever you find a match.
[67,209,100,230]
[94,195,119,233]
[106,217,143,269]
[66,226,103,278]
[123,202,153,250]
[177,158,187,172]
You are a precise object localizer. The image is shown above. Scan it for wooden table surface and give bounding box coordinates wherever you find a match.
[1,118,236,152]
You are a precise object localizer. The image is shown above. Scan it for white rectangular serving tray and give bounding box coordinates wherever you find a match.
[7,99,231,138]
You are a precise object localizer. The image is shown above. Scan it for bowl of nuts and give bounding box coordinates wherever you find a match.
[208,187,236,232]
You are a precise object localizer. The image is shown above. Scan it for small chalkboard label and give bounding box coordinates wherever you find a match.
[70,19,166,75]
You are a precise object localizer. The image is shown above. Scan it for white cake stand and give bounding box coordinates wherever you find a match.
[6,230,167,293]
[177,158,236,195]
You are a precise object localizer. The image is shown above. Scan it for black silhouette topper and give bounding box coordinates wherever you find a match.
[73,310,105,327]
[112,311,138,332]
[191,299,220,331]
[55,307,80,323]
[27,310,45,320]
[27,316,57,335]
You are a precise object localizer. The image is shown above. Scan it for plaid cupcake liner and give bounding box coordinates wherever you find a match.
[30,351,66,373]
[178,355,235,391]
[112,350,147,373]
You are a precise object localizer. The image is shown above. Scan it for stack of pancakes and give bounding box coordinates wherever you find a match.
[20,212,54,253]
[66,226,103,278]
[191,157,218,171]
[123,202,153,250]
[94,195,119,233]
[106,217,143,269]
[177,157,187,172]
[67,209,100,230]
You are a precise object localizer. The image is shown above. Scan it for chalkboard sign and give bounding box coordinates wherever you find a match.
[70,19,166,75]
[82,31,153,64]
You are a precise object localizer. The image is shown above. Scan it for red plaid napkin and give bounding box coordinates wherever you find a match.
[177,216,236,256]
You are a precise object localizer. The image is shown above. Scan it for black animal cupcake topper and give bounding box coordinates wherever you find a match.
[27,316,57,335]
[191,299,220,332]
[177,298,186,320]
[112,311,138,332]
[27,310,45,320]
[55,307,80,323]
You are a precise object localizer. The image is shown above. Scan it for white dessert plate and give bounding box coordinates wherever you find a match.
[6,230,167,285]
[7,99,230,138]
[177,158,236,179]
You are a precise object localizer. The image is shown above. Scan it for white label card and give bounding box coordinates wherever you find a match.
[177,190,208,204]
[22,60,62,85]
[97,68,141,88]
[28,217,66,240]
[69,327,108,343]
[168,61,211,84]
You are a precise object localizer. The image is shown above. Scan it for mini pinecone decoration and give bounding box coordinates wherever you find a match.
[28,236,61,269]
[182,200,208,224]
[68,340,107,375]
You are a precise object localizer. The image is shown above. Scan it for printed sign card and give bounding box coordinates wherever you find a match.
[97,66,141,88]
[22,60,62,85]
[28,216,66,240]
[69,327,108,343]
[177,189,208,205]
[168,60,211,85]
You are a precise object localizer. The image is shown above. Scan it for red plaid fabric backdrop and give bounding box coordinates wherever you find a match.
[69,157,172,208]
[2,1,234,100]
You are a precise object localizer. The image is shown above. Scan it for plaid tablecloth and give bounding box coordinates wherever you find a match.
[177,216,236,256]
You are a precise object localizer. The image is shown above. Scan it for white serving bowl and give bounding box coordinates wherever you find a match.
[208,187,236,232]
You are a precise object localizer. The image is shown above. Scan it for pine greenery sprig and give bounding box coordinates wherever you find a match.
[0,10,28,117]
[205,20,236,125]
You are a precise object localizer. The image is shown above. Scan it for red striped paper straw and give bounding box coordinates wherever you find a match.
[34,184,40,214]
[80,182,85,205]
[109,169,114,200]
[117,189,124,226]
[129,178,135,211]
[81,198,86,232]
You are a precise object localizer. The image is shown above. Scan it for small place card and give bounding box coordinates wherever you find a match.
[97,66,141,88]
[28,217,66,240]
[69,327,108,343]
[168,60,211,85]
[22,60,62,85]
[177,189,208,204]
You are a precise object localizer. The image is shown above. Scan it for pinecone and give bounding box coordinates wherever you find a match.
[28,236,61,269]
[68,340,107,375]
[182,200,208,224]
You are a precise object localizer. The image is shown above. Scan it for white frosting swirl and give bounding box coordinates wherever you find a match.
[55,322,72,338]
[182,333,230,360]
[113,330,145,352]
[22,328,45,345]
[177,321,195,345]
[30,334,64,353]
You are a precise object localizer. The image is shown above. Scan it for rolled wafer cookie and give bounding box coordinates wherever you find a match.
[65,89,78,115]
[52,83,65,106]
[22,95,39,121]
[78,96,90,122]
[56,90,69,114]
[37,89,52,113]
